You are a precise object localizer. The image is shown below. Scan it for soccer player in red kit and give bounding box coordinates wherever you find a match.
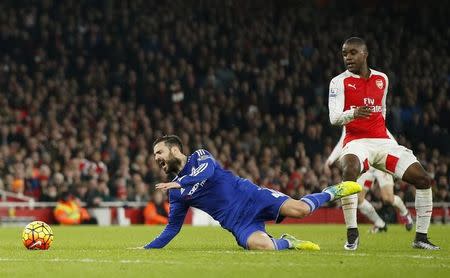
[328,37,439,250]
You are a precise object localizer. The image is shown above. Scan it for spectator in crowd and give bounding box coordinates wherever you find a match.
[40,185,58,202]
[143,190,169,225]
[435,176,450,202]
[54,192,97,225]
[0,0,447,222]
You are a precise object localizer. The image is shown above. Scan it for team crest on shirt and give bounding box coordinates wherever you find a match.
[376,79,384,89]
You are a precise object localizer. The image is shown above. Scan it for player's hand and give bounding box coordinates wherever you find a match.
[353,106,372,119]
[155,182,181,191]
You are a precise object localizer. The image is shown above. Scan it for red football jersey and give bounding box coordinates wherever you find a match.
[328,69,389,145]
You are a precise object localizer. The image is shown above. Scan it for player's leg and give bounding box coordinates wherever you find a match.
[233,193,285,251]
[339,141,370,250]
[243,226,319,251]
[246,184,360,251]
[341,154,361,250]
[279,180,362,219]
[340,152,364,225]
[356,174,387,233]
[401,162,439,249]
[246,231,277,250]
[358,170,386,233]
[235,222,279,250]
[243,189,321,251]
[376,171,413,231]
[278,198,310,219]
[246,231,320,251]
[380,144,439,249]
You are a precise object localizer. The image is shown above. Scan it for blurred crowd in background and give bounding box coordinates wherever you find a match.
[0,0,448,212]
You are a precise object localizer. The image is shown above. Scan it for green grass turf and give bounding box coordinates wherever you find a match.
[0,224,449,278]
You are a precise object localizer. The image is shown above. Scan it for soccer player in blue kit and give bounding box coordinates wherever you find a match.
[144,135,361,251]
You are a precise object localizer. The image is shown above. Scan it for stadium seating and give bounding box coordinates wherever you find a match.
[0,0,447,218]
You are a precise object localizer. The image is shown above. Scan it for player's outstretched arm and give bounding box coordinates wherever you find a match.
[155,182,182,191]
[144,200,188,249]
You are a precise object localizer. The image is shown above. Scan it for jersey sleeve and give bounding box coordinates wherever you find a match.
[175,149,216,188]
[143,193,188,249]
[326,129,345,166]
[381,74,389,119]
[328,77,355,126]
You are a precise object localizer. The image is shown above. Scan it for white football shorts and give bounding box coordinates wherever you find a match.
[340,138,418,179]
[357,167,394,190]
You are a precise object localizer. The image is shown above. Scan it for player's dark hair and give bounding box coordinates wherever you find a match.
[344,37,368,52]
[153,135,183,152]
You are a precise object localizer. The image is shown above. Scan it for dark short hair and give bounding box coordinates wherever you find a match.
[153,135,183,152]
[344,37,368,51]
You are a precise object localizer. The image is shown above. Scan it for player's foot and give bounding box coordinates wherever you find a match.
[370,224,388,234]
[402,212,414,231]
[412,238,440,250]
[344,228,359,251]
[281,234,320,251]
[323,181,362,201]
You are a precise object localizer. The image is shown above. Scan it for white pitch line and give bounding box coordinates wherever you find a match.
[182,250,449,261]
[0,258,183,265]
[0,256,449,268]
[0,257,310,267]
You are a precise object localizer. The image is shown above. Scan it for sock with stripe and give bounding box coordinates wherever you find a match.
[358,199,385,227]
[393,195,409,216]
[300,193,331,213]
[415,188,432,235]
[271,238,291,250]
[341,194,358,229]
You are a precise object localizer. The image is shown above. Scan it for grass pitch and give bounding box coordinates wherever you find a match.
[0,224,449,278]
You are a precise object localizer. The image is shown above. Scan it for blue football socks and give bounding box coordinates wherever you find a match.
[300,193,331,213]
[271,238,291,250]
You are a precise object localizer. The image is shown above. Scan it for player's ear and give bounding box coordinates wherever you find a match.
[362,46,368,58]
[170,146,181,155]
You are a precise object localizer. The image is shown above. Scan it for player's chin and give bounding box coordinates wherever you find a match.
[346,65,356,72]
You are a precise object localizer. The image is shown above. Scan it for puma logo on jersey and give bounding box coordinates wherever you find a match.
[348,83,356,89]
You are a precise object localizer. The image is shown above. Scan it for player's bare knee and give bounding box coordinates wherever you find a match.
[254,242,274,250]
[341,155,361,181]
[342,163,360,181]
[293,208,308,218]
[414,174,432,189]
[281,199,309,218]
[292,202,309,218]
[247,240,274,251]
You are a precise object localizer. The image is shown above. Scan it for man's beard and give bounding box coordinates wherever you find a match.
[165,154,182,176]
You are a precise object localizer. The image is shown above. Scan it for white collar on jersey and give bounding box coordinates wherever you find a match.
[345,68,374,78]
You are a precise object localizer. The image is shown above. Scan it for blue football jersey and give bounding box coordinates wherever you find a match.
[145,149,286,248]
